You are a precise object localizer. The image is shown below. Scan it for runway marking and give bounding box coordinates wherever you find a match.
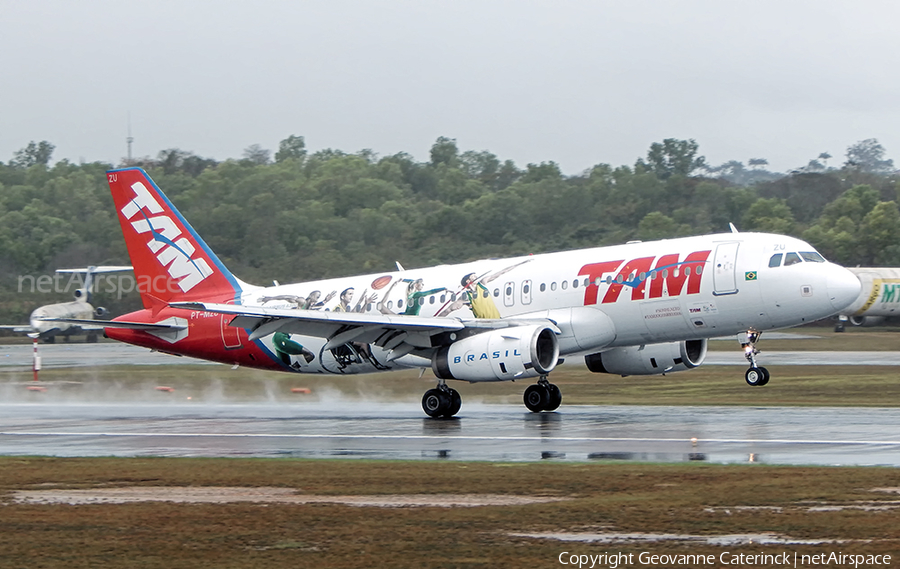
[2,431,900,446]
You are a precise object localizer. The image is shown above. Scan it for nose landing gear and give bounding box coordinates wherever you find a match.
[422,381,462,418]
[523,376,562,412]
[739,330,769,386]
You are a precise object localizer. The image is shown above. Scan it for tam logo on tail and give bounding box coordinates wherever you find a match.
[120,180,214,293]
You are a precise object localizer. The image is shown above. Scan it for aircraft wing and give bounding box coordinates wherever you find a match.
[0,325,33,334]
[171,301,553,354]
[37,317,187,331]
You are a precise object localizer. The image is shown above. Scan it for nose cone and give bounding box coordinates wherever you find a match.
[827,266,862,312]
[29,309,46,333]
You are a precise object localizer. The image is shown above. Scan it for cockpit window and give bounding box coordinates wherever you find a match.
[800,251,825,263]
[768,253,783,268]
[783,252,802,266]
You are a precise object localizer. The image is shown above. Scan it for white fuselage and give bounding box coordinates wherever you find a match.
[233,232,859,375]
[840,267,900,319]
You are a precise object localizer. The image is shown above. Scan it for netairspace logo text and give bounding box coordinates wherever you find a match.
[558,551,891,568]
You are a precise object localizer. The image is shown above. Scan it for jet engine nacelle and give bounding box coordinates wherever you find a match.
[95,307,108,317]
[849,315,885,327]
[432,324,560,382]
[584,339,708,376]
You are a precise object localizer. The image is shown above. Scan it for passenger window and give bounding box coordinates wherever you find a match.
[561,281,568,290]
[551,282,557,291]
[639,272,646,281]
[506,286,512,295]
[696,266,702,275]
[493,288,499,297]
[784,252,802,266]
[540,283,546,292]
[387,301,393,309]
[685,267,691,276]
[572,279,579,288]
[398,300,404,308]
[768,253,782,268]
[523,284,530,294]
[440,294,445,303]
[616,274,624,284]
[429,296,434,304]
[483,289,490,298]
[800,251,826,263]
[662,270,668,279]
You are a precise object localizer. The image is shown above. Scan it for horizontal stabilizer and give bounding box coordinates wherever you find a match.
[55,266,133,274]
[38,317,186,331]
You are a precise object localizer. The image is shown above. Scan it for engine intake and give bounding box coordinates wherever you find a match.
[433,324,560,382]
[585,339,707,376]
[849,315,884,327]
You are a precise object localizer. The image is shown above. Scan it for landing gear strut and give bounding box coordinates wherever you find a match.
[739,330,769,386]
[422,380,461,418]
[523,376,562,412]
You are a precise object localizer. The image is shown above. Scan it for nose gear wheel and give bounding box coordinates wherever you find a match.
[739,330,769,387]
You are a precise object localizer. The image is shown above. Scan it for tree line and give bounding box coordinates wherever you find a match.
[0,135,897,321]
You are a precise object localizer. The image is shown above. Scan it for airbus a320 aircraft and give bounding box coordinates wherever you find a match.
[48,168,861,417]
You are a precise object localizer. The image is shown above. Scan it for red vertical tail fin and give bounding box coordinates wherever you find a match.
[107,168,242,308]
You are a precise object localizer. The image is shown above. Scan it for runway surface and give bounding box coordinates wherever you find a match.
[2,342,899,466]
[2,342,900,368]
[1,401,898,466]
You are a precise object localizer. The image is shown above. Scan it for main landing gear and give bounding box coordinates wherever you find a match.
[740,330,769,386]
[523,376,562,412]
[422,381,462,418]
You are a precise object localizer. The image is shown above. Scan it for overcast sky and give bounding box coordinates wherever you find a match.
[3,0,899,174]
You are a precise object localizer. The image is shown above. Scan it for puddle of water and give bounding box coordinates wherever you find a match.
[8,487,567,508]
[510,532,840,546]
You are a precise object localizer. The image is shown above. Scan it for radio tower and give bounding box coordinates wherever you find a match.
[126,112,134,162]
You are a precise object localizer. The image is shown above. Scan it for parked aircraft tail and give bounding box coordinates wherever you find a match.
[55,265,133,303]
[106,168,245,308]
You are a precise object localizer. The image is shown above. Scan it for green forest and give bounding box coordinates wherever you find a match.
[1,136,898,322]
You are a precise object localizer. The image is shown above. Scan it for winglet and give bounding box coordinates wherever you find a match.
[729,222,740,233]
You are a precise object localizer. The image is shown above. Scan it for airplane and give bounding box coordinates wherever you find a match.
[833,267,900,330]
[45,168,861,417]
[1,266,132,343]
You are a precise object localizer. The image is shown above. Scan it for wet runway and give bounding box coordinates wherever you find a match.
[1,401,898,466]
[2,342,900,368]
[2,342,899,466]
